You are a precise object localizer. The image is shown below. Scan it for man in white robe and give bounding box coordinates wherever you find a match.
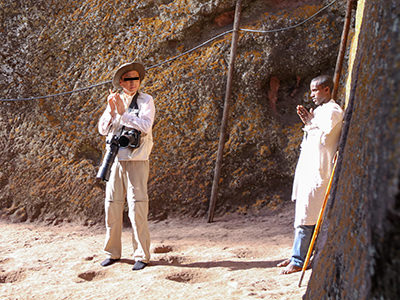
[279,75,344,274]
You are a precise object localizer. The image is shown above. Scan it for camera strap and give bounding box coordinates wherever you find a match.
[118,92,140,137]
[127,92,139,115]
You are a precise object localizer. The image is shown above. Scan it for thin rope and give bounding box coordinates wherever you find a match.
[240,0,337,33]
[0,0,337,102]
[0,81,112,101]
[148,30,234,70]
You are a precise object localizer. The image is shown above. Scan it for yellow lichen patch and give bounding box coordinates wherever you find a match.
[236,205,248,214]
[292,5,320,19]
[259,145,271,156]
[282,123,303,155]
[252,199,266,208]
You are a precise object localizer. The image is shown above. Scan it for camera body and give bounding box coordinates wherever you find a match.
[118,129,141,148]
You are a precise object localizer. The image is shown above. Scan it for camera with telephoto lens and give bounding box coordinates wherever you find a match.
[118,129,141,148]
[96,129,141,181]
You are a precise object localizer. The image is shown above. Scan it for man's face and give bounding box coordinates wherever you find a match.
[120,70,141,95]
[310,81,331,106]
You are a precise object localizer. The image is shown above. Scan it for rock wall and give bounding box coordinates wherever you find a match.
[0,0,347,224]
[305,0,400,299]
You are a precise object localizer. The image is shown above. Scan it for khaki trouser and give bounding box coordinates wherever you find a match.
[103,160,150,263]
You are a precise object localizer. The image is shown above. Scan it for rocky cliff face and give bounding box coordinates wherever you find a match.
[0,0,346,224]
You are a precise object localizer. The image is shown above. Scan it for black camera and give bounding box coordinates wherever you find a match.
[118,129,141,149]
[96,129,141,181]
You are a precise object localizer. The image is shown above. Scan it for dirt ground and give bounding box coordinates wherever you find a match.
[0,202,312,300]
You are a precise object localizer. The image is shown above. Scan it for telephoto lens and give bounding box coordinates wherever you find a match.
[97,136,119,181]
[118,135,131,148]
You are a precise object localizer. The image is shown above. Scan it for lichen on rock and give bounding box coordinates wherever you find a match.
[0,0,346,224]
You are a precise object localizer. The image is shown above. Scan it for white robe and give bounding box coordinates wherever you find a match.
[292,100,344,227]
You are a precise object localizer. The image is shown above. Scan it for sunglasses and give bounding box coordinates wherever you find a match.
[123,77,140,81]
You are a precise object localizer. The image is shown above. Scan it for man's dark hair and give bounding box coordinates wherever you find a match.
[311,75,333,91]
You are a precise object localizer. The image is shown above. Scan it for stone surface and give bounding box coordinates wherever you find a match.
[0,0,346,224]
[305,0,400,299]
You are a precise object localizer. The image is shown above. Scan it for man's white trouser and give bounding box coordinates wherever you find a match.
[103,160,150,263]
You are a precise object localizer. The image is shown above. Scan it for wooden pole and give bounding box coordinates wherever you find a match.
[207,0,242,223]
[332,0,354,100]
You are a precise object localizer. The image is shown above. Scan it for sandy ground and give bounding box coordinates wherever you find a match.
[0,202,312,300]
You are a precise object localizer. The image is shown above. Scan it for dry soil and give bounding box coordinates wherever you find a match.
[0,202,312,300]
